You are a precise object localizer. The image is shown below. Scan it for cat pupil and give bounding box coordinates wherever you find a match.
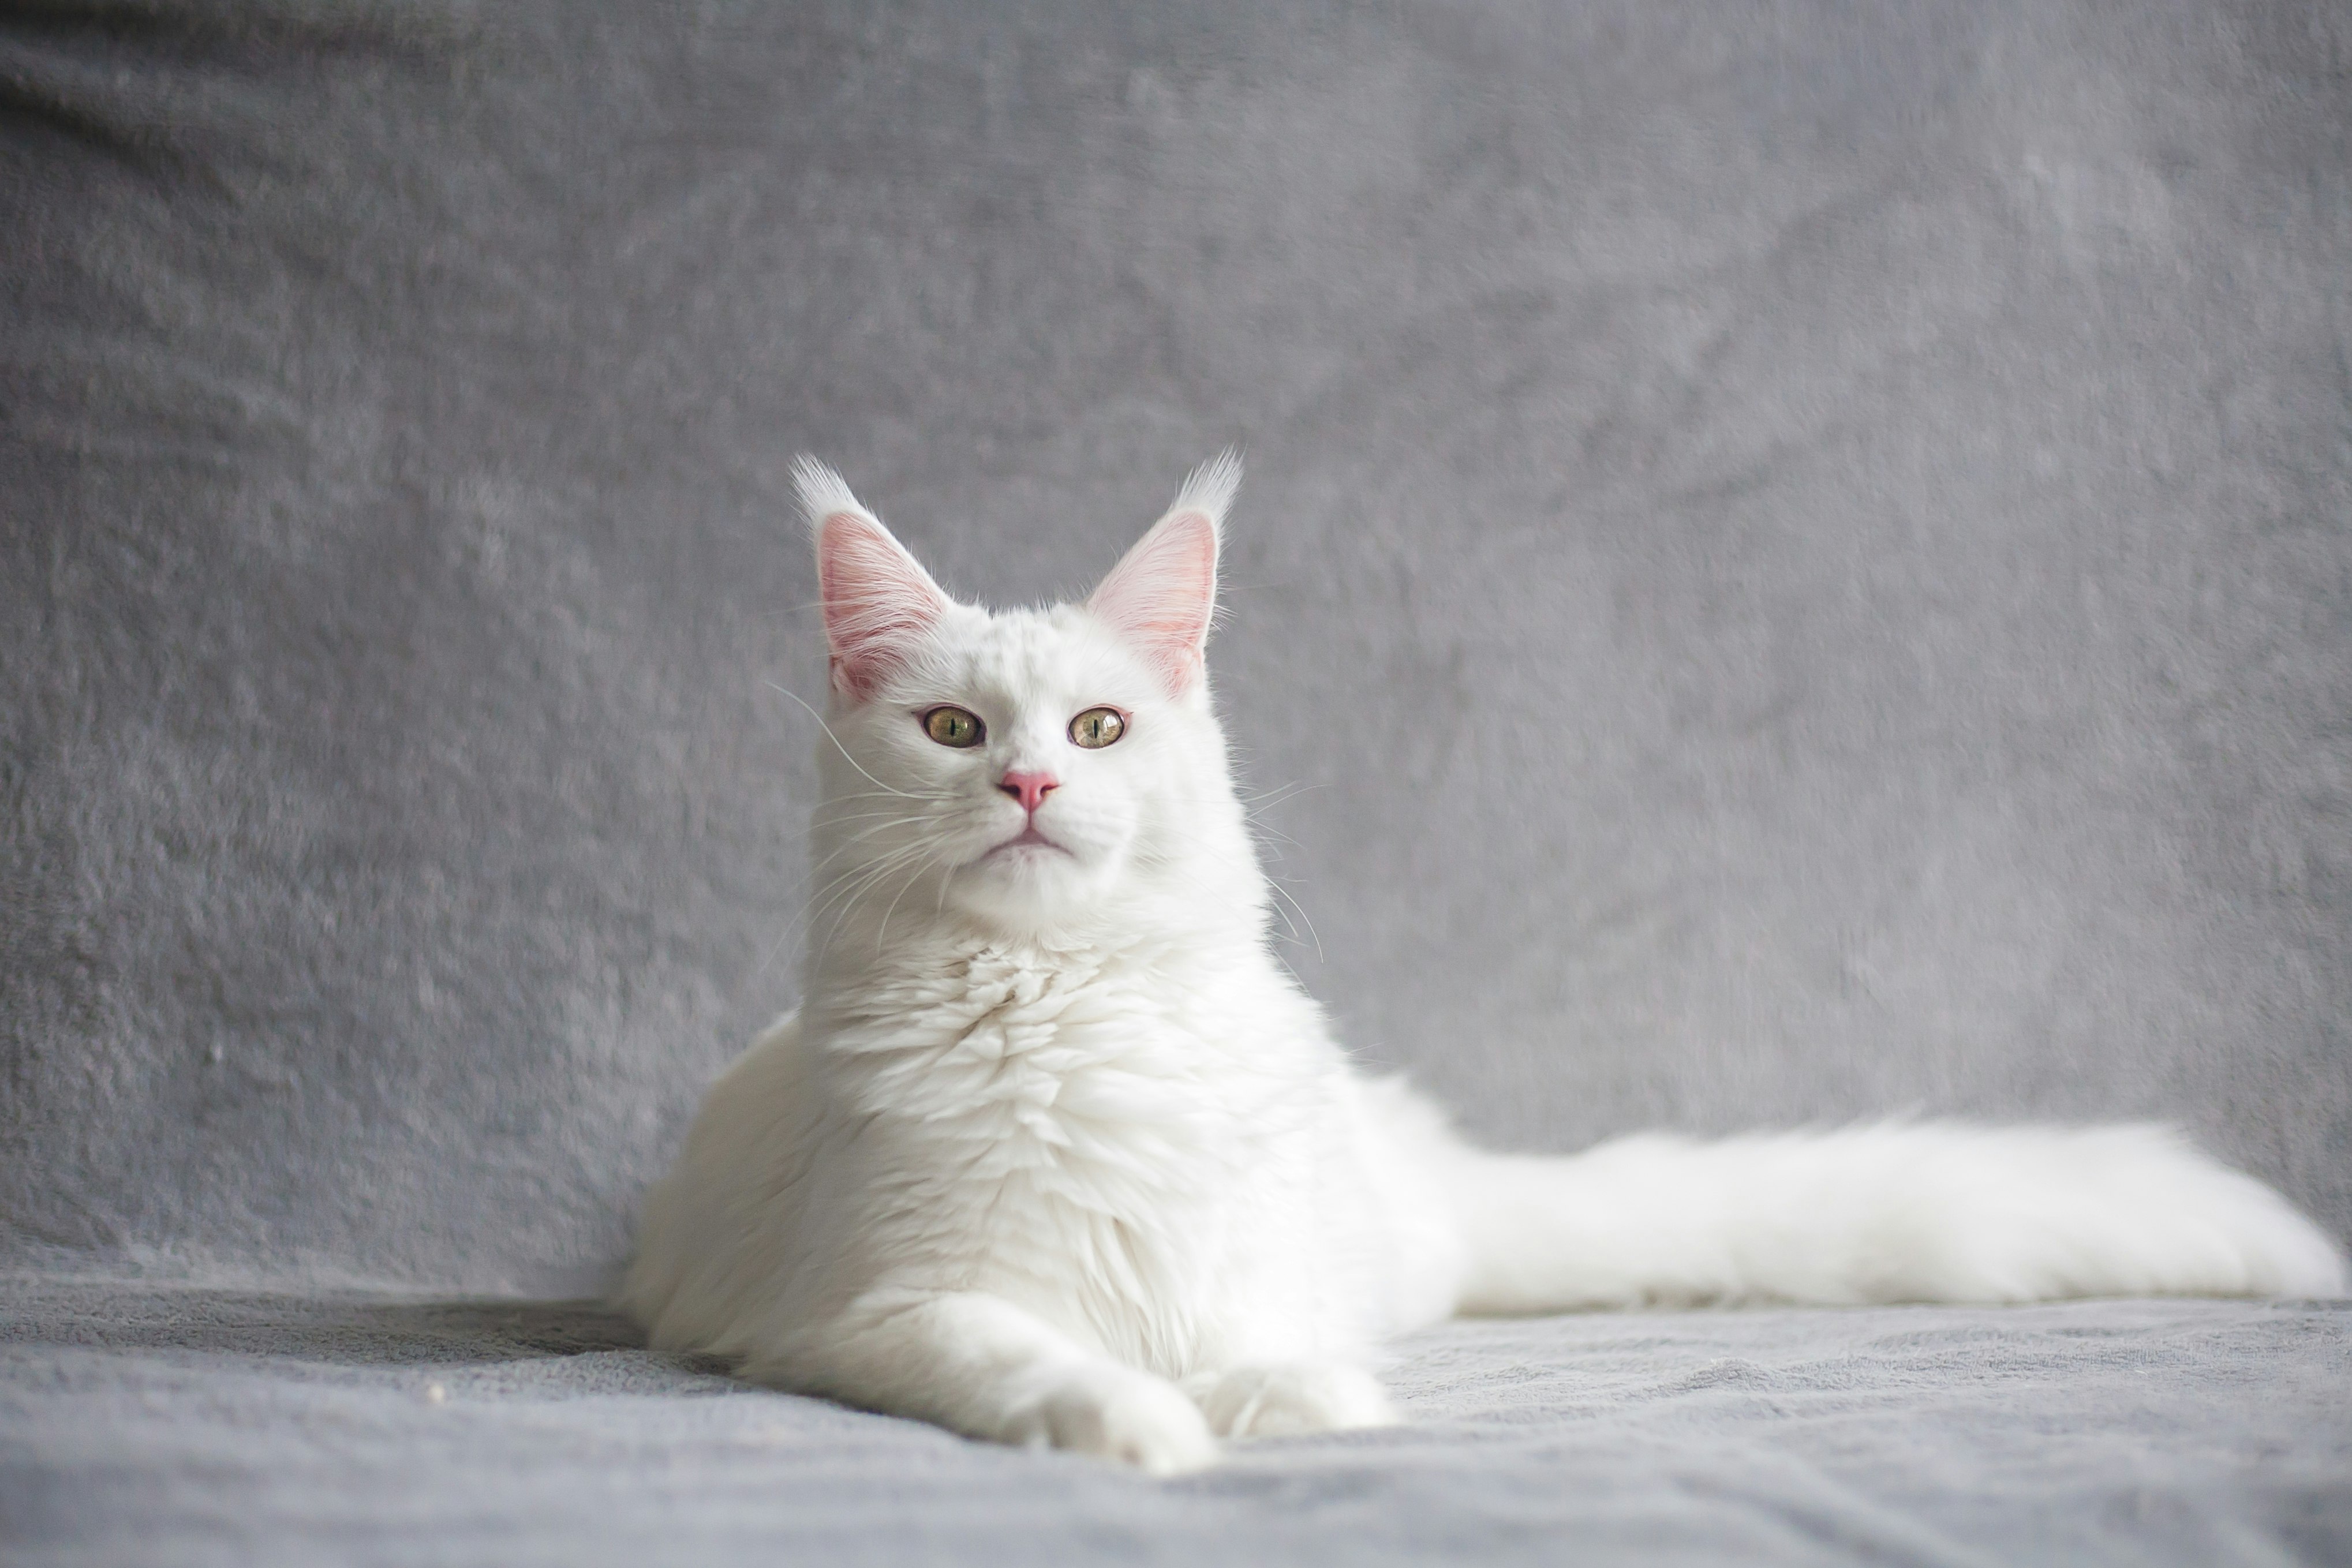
[923,706,984,747]
[1070,707,1125,749]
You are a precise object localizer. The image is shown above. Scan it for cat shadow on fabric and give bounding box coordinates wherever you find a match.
[3,1285,732,1374]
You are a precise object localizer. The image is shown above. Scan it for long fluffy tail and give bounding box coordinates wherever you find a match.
[1435,1122,2346,1313]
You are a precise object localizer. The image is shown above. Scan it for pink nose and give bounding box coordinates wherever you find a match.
[998,770,1059,815]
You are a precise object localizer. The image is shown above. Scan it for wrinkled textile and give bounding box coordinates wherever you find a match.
[4,1279,2348,1567]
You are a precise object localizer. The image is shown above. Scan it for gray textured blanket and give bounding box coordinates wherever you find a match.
[6,0,2350,1560]
[7,1278,2348,1566]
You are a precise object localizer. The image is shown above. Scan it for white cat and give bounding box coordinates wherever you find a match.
[619,456,2346,1473]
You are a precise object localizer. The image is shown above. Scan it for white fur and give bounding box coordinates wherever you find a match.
[620,461,2347,1474]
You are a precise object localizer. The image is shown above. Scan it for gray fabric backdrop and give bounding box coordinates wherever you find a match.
[4,0,2348,1294]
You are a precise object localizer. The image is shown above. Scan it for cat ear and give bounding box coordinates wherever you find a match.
[795,457,952,702]
[1087,451,1238,698]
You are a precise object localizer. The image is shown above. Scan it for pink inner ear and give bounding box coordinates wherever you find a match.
[818,511,949,701]
[1087,508,1218,696]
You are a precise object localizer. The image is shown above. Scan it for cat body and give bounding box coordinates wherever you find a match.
[620,458,2345,1472]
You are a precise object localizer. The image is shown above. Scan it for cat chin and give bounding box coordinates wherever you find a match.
[979,833,1074,865]
[944,848,1123,927]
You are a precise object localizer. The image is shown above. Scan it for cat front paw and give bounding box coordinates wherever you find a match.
[1007,1364,1220,1475]
[1190,1362,1399,1439]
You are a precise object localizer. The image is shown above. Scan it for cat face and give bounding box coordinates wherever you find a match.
[797,456,1257,941]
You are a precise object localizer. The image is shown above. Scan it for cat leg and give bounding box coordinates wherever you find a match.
[752,1288,1219,1475]
[1184,1361,1398,1439]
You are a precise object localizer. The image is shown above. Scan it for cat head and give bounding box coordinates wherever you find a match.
[794,455,1263,948]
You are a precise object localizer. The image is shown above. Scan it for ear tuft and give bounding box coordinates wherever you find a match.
[1087,452,1238,698]
[1169,447,1243,537]
[796,458,951,702]
[791,455,868,532]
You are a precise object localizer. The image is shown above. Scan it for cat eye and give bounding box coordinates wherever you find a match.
[1069,707,1127,749]
[922,706,985,748]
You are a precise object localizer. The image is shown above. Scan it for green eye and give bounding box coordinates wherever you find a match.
[1070,707,1126,749]
[922,706,985,747]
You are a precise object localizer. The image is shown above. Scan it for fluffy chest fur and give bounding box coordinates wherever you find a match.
[806,935,1370,1373]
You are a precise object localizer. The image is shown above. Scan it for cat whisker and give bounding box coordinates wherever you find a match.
[1262,877,1323,961]
[824,788,961,806]
[1238,780,1325,810]
[805,838,926,923]
[802,819,926,885]
[764,681,935,801]
[809,839,943,964]
[872,849,942,956]
[771,829,943,969]
[1141,824,1323,961]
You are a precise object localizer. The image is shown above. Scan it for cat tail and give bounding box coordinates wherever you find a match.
[1428,1120,2347,1312]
